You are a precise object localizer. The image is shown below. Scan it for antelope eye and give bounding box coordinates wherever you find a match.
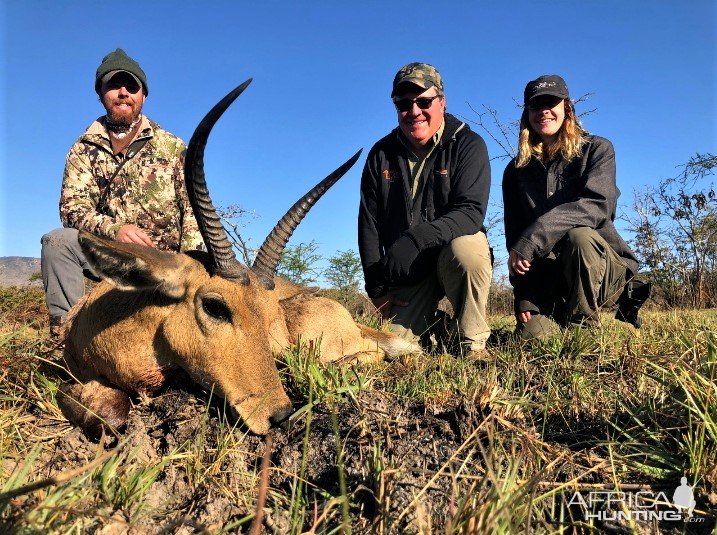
[202,296,232,322]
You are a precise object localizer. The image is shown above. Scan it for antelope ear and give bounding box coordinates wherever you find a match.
[78,231,194,299]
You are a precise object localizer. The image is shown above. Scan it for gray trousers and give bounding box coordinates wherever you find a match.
[514,227,628,339]
[41,228,98,321]
[387,232,492,351]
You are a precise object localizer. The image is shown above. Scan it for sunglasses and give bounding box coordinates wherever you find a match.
[107,81,141,94]
[393,94,442,112]
[527,96,563,111]
[105,76,142,94]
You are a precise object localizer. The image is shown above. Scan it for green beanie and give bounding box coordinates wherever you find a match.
[95,48,149,96]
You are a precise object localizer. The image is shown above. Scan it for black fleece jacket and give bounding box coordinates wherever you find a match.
[503,134,639,279]
[358,113,490,298]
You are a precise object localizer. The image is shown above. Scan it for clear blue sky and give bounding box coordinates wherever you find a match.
[2,1,715,278]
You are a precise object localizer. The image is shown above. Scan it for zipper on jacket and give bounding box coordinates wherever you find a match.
[394,115,463,227]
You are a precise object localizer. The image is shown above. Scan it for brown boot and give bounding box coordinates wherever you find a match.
[49,316,65,347]
[466,348,492,362]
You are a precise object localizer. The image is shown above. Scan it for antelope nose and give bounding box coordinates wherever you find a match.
[270,404,293,430]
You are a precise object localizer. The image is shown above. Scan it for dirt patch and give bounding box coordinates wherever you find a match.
[270,389,484,533]
[10,369,496,533]
[147,387,482,532]
[4,351,716,533]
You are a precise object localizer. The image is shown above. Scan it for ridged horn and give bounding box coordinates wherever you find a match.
[252,149,363,290]
[185,79,253,283]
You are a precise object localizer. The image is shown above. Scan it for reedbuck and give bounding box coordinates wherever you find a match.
[59,80,419,438]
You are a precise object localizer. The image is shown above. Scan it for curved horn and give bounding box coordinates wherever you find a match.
[252,149,363,290]
[185,79,252,283]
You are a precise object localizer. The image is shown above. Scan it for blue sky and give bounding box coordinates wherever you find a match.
[2,1,715,280]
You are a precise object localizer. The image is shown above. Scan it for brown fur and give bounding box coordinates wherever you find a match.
[57,379,131,441]
[62,231,420,437]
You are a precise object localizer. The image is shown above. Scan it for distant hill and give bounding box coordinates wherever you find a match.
[0,257,42,287]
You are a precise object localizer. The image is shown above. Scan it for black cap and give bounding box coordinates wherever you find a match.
[523,74,569,104]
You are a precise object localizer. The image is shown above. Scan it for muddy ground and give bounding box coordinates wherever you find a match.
[31,372,493,533]
[4,345,715,533]
[6,362,717,534]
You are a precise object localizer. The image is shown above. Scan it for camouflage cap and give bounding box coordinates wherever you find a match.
[391,62,444,98]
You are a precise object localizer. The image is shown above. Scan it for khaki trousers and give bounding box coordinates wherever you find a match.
[387,232,492,350]
[515,227,628,339]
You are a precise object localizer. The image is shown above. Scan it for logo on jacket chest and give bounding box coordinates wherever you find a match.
[382,167,449,182]
[382,168,399,181]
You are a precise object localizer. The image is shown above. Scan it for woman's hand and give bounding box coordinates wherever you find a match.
[517,311,532,323]
[508,250,531,276]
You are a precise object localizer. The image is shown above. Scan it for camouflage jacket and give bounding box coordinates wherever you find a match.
[59,116,204,252]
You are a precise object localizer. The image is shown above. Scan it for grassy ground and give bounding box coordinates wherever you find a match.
[0,285,716,533]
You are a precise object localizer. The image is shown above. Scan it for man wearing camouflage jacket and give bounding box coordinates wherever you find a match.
[41,49,203,335]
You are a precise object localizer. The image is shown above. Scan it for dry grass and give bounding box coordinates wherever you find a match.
[0,286,716,533]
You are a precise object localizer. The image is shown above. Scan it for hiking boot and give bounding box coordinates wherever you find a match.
[455,337,491,361]
[567,314,601,330]
[615,280,652,328]
[466,348,492,362]
[515,313,561,340]
[49,316,65,347]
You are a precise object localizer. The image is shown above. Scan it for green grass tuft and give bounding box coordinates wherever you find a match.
[1,286,716,532]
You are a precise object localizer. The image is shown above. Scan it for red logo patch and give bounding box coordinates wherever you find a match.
[382,169,399,181]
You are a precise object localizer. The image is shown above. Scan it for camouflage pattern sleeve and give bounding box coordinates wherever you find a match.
[59,118,202,252]
[173,147,204,251]
[59,142,121,239]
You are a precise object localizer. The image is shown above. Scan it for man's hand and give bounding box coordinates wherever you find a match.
[116,224,155,247]
[371,293,409,322]
[383,235,419,282]
[508,250,531,276]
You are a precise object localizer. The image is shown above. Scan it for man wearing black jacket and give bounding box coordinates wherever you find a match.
[358,63,492,355]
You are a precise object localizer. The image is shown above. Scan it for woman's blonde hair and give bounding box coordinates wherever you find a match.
[515,99,586,168]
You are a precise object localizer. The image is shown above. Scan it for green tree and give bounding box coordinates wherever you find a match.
[276,240,322,286]
[628,153,717,307]
[325,250,362,293]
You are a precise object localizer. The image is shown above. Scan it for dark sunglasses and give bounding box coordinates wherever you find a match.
[527,96,563,111]
[393,94,442,112]
[107,81,141,94]
[105,76,142,94]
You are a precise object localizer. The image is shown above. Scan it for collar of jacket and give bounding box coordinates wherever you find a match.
[82,114,155,146]
[527,133,596,168]
[393,112,467,151]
